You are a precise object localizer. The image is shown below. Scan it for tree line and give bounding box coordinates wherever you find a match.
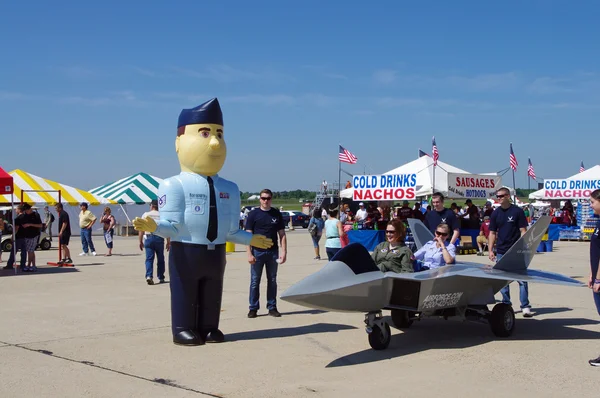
[241,190,317,200]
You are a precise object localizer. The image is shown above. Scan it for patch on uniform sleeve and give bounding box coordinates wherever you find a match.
[158,195,166,208]
[219,192,229,199]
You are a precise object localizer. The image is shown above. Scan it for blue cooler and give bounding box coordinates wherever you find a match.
[537,241,546,252]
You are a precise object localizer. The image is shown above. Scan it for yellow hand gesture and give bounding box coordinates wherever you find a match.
[132,216,157,233]
[250,234,273,249]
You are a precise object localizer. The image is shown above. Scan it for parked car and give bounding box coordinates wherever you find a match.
[1,229,52,252]
[280,211,310,228]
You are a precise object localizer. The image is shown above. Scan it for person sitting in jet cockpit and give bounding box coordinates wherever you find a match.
[412,223,456,270]
[371,219,414,274]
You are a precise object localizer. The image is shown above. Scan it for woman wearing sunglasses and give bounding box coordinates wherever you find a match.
[412,223,456,270]
[371,219,414,274]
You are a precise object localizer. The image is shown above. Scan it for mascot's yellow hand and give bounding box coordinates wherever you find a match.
[132,216,157,233]
[250,234,273,249]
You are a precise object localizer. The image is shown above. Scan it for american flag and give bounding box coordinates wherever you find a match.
[509,143,518,171]
[338,145,358,164]
[580,161,585,173]
[432,137,439,166]
[527,158,536,180]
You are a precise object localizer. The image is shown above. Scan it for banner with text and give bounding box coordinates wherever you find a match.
[447,173,502,199]
[352,174,417,201]
[541,179,600,199]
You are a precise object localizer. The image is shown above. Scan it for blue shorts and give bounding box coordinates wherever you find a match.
[311,234,322,248]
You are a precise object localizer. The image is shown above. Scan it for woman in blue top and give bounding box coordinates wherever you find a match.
[324,207,345,260]
[308,208,325,260]
[588,189,600,367]
[412,223,456,270]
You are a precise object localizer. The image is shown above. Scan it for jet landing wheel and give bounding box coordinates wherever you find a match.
[365,311,391,350]
[391,309,413,329]
[368,324,391,350]
[489,303,515,337]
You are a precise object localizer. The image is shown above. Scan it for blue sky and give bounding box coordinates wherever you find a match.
[1,1,599,193]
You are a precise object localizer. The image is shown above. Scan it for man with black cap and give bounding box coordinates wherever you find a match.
[139,199,169,285]
[133,98,273,346]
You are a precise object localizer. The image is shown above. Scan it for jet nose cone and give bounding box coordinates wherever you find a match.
[281,260,389,312]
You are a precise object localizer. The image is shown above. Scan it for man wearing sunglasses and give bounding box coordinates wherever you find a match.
[488,187,531,317]
[245,189,287,318]
[424,192,460,245]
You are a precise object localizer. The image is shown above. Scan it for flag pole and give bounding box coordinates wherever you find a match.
[512,166,517,203]
[337,144,342,218]
[432,163,436,195]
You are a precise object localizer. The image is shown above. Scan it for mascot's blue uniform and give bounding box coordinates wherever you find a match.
[151,98,255,346]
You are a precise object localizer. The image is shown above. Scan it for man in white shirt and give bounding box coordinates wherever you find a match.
[355,202,368,222]
[138,199,170,285]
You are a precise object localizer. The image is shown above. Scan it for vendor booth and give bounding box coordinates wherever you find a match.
[529,165,600,241]
[0,169,116,237]
[90,172,163,234]
[340,156,472,199]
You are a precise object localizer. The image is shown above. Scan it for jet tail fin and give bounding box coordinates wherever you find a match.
[407,218,435,251]
[493,216,551,272]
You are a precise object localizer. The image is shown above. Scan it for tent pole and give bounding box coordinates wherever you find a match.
[119,203,131,236]
[11,192,16,275]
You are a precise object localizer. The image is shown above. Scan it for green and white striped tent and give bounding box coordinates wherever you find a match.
[90,172,163,204]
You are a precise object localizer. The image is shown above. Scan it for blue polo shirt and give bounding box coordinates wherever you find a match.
[489,204,527,254]
[245,207,285,252]
[424,208,459,237]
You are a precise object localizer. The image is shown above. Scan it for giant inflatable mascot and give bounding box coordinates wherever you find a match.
[133,98,273,346]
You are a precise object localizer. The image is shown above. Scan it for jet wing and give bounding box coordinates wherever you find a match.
[380,261,584,287]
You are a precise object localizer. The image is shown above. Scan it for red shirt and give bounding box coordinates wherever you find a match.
[480,221,491,238]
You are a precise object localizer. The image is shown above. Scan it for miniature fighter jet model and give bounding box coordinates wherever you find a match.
[280,216,583,350]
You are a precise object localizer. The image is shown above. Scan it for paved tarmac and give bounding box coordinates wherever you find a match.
[0,230,598,398]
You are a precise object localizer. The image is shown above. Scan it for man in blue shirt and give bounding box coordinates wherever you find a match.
[424,192,460,245]
[245,189,286,318]
[488,187,531,316]
[133,98,273,346]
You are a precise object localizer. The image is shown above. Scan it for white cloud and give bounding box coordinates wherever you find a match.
[372,69,398,85]
[227,94,296,106]
[171,64,292,83]
[59,65,98,78]
[130,66,156,77]
[527,77,577,94]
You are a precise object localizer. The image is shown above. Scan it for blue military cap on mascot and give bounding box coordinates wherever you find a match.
[132,97,273,346]
[177,97,224,128]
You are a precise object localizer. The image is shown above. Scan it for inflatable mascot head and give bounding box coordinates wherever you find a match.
[176,98,226,176]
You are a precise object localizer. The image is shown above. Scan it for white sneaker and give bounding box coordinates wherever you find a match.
[92,252,97,256]
[78,252,88,256]
[522,307,533,317]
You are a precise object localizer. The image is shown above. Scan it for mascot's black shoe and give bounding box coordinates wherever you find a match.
[173,330,205,346]
[204,329,225,343]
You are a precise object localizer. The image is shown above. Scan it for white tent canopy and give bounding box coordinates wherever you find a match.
[529,165,600,200]
[340,156,471,199]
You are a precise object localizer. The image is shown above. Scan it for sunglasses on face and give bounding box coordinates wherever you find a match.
[435,231,448,236]
[260,197,272,201]
[496,194,507,198]
[385,230,395,234]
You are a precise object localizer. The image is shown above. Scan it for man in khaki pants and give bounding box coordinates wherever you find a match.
[78,202,97,256]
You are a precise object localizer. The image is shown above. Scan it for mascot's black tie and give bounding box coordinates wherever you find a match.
[207,176,218,242]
